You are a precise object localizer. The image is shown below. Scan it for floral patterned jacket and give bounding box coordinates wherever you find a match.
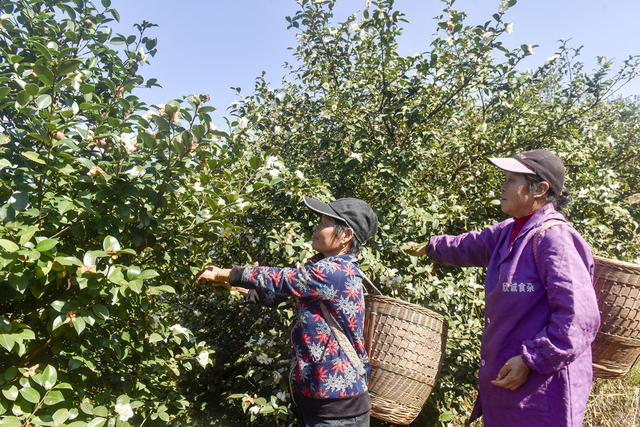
[234,253,370,400]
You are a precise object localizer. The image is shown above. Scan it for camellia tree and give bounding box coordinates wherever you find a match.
[1,0,639,426]
[0,0,314,425]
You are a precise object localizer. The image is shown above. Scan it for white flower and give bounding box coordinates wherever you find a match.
[348,22,359,33]
[545,54,559,64]
[349,152,362,161]
[136,47,148,64]
[236,198,250,210]
[265,156,284,170]
[505,23,513,34]
[198,209,212,220]
[328,27,338,36]
[118,132,138,153]
[217,198,226,207]
[322,82,330,90]
[294,170,304,179]
[606,136,615,144]
[221,227,233,238]
[249,405,260,414]
[273,371,282,384]
[143,110,154,120]
[274,125,282,135]
[524,44,535,55]
[296,33,309,44]
[322,36,331,44]
[126,165,146,178]
[70,74,82,91]
[238,117,249,129]
[169,324,189,336]
[447,36,455,46]
[115,402,134,422]
[482,32,491,42]
[444,285,455,296]
[276,391,287,401]
[256,353,272,364]
[268,168,280,177]
[193,181,205,192]
[197,350,209,367]
[479,122,487,132]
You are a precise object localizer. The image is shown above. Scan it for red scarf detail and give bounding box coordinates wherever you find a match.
[510,212,535,244]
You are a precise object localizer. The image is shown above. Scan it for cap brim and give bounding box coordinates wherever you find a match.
[303,196,345,222]
[487,157,536,174]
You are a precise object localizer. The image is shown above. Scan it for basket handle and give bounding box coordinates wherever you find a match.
[359,270,383,296]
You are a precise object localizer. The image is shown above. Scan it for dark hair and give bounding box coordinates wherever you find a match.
[332,218,362,255]
[524,174,571,215]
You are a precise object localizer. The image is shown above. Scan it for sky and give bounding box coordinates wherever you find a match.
[109,0,640,126]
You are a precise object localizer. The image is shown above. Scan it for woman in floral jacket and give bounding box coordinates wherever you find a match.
[197,196,378,427]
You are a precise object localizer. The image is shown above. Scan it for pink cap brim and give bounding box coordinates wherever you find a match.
[488,157,535,174]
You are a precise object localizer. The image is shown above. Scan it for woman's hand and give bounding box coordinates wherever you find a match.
[491,355,530,390]
[196,265,231,289]
[403,241,426,257]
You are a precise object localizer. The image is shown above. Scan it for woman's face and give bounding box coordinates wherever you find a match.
[311,215,348,256]
[500,171,536,218]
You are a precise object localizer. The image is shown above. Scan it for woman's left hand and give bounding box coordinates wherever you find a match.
[490,355,530,390]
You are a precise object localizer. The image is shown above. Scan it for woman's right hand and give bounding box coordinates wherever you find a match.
[403,241,426,257]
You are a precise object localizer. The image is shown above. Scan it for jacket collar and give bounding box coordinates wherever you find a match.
[515,203,565,242]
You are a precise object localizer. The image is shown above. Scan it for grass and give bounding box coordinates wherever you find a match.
[584,362,640,427]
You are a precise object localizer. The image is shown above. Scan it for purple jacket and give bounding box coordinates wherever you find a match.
[427,203,600,426]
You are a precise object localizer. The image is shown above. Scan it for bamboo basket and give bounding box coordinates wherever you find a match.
[592,255,640,379]
[364,294,448,425]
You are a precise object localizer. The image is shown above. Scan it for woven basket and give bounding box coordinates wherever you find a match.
[364,294,447,425]
[592,255,640,379]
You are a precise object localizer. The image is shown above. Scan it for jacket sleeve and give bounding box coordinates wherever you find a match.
[231,255,346,306]
[521,225,601,374]
[426,220,509,268]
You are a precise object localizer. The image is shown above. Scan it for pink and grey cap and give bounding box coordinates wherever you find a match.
[488,149,566,195]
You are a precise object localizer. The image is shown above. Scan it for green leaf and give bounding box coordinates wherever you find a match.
[57,59,83,75]
[86,417,106,427]
[0,416,21,427]
[73,317,86,335]
[148,333,163,344]
[36,238,58,252]
[103,235,121,252]
[20,386,41,403]
[8,274,28,293]
[42,365,57,390]
[43,390,64,405]
[0,334,15,352]
[53,408,69,424]
[2,385,18,401]
[137,269,159,280]
[23,151,46,164]
[3,366,17,381]
[92,305,109,320]
[0,239,19,253]
[35,94,52,109]
[9,191,28,211]
[25,83,39,96]
[16,90,32,107]
[0,87,10,101]
[18,226,38,245]
[33,62,54,86]
[101,0,112,7]
[92,406,108,417]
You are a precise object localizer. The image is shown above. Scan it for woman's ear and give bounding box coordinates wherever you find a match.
[534,181,550,198]
[341,227,354,246]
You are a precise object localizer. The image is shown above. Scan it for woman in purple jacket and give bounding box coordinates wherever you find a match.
[410,149,600,426]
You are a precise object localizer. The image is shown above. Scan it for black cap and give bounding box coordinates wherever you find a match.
[488,149,565,195]
[303,196,378,244]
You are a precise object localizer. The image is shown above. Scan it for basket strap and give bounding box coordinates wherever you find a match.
[319,303,367,380]
[532,220,567,266]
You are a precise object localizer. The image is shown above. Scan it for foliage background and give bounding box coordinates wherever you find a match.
[1,0,639,425]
